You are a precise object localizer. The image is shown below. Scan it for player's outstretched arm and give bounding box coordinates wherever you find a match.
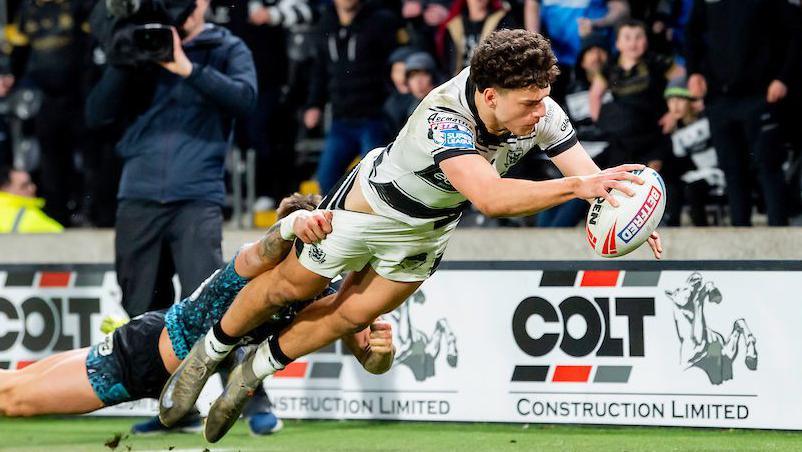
[442,143,663,258]
[343,320,396,375]
[234,194,333,278]
[440,151,644,217]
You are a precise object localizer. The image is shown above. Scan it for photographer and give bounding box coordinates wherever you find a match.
[86,0,256,315]
[86,0,257,433]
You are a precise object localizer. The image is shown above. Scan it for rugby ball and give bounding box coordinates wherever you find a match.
[585,168,666,258]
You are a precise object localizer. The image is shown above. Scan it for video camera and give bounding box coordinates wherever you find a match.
[90,0,197,67]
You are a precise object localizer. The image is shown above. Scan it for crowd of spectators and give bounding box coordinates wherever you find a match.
[1,0,801,229]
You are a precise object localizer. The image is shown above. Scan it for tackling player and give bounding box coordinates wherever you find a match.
[161,29,664,442]
[0,195,394,418]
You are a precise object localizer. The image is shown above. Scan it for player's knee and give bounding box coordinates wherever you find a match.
[261,285,297,311]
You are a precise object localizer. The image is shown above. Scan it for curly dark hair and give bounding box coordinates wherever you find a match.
[470,29,560,91]
[276,193,321,219]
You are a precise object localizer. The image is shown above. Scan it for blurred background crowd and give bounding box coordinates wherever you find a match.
[1,0,801,232]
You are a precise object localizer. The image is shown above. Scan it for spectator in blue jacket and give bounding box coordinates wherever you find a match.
[86,0,256,322]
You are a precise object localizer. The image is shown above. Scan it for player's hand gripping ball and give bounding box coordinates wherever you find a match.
[585,168,666,257]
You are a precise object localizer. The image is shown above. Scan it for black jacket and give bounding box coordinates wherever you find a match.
[11,0,95,96]
[685,0,801,98]
[306,1,402,119]
[86,25,257,205]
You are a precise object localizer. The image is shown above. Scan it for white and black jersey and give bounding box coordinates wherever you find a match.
[323,67,578,226]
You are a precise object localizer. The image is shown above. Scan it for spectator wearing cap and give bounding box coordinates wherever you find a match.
[406,52,439,101]
[387,47,417,96]
[303,0,404,194]
[662,76,722,226]
[436,0,517,77]
[383,51,438,137]
[0,166,63,233]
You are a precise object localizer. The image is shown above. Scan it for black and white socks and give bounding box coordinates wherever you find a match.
[251,335,294,379]
[204,322,241,361]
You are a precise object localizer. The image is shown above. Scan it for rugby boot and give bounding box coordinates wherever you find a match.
[131,411,203,434]
[204,347,263,442]
[159,340,223,427]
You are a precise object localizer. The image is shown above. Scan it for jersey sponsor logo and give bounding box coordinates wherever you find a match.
[560,116,570,132]
[427,111,471,127]
[428,122,474,149]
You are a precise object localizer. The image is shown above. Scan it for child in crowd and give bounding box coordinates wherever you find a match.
[663,76,724,226]
[589,19,683,171]
[383,51,439,137]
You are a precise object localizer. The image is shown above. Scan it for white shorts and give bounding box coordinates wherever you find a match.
[296,210,457,282]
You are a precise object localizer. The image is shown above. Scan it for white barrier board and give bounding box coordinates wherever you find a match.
[268,265,802,430]
[1,263,800,428]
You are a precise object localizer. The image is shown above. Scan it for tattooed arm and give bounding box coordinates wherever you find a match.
[234,194,331,278]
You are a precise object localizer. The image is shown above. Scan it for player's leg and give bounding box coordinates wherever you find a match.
[220,251,331,337]
[0,349,103,416]
[203,267,419,442]
[164,205,398,428]
[277,267,420,360]
[159,252,331,426]
[159,327,182,373]
[158,200,335,426]
[0,350,86,398]
[205,210,454,441]
[0,350,78,378]
[207,209,451,430]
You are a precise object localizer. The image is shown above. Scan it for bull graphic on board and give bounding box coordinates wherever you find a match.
[665,272,758,385]
[389,291,458,382]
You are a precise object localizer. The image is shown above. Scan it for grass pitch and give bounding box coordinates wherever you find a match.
[0,417,801,451]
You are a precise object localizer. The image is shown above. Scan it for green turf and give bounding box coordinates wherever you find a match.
[0,417,801,452]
